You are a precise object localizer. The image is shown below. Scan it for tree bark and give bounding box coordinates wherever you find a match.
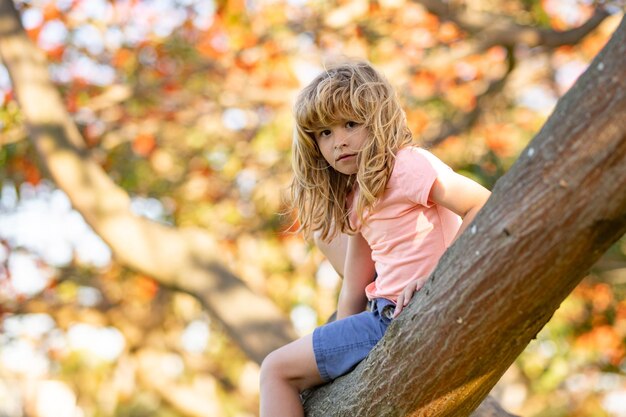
[303,14,626,417]
[0,0,297,365]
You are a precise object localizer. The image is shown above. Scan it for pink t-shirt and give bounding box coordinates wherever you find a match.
[350,147,462,302]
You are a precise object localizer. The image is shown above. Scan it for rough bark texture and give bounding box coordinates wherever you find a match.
[0,0,297,365]
[303,15,626,417]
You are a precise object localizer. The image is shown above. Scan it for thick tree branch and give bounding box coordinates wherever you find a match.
[416,3,610,69]
[0,0,296,365]
[304,15,626,417]
[415,0,610,43]
[414,2,610,147]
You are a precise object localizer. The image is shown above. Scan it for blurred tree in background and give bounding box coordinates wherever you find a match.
[0,0,624,416]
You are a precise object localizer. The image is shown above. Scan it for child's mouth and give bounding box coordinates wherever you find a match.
[337,153,356,162]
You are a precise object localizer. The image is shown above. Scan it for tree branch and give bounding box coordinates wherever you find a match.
[423,46,516,147]
[0,0,296,365]
[304,15,626,417]
[416,3,610,69]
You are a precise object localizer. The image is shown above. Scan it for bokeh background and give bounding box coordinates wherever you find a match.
[0,0,625,416]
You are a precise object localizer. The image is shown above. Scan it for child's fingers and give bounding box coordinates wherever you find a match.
[394,279,425,318]
[394,293,405,318]
[394,284,413,317]
[393,304,402,318]
[403,282,416,306]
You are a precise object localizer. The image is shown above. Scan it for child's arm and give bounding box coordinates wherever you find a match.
[394,171,491,317]
[429,170,491,240]
[336,232,376,320]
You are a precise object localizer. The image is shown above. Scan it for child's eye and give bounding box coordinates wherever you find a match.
[318,129,331,138]
[345,121,358,128]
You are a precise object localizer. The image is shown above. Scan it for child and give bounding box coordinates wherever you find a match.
[260,60,491,416]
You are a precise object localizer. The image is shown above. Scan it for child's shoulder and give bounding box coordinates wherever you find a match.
[395,146,436,166]
[394,146,452,175]
[397,145,429,156]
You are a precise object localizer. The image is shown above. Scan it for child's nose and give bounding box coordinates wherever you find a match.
[334,129,349,147]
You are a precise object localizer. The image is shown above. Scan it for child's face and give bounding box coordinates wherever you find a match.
[315,120,368,175]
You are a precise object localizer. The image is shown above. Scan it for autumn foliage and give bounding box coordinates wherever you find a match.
[0,0,624,416]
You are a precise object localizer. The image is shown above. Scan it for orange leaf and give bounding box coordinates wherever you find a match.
[112,49,134,69]
[410,71,437,100]
[2,90,13,105]
[196,18,230,59]
[590,283,613,313]
[12,157,42,185]
[42,3,62,20]
[26,26,42,42]
[438,21,461,43]
[163,82,180,93]
[132,133,157,157]
[445,84,476,112]
[575,325,624,365]
[406,108,430,135]
[134,275,159,301]
[484,123,515,157]
[46,45,65,61]
[66,92,78,113]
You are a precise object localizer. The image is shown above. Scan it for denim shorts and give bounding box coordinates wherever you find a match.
[312,298,395,382]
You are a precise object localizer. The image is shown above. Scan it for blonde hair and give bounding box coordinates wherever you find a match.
[290,60,413,241]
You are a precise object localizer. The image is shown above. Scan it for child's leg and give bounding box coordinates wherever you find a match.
[260,333,323,417]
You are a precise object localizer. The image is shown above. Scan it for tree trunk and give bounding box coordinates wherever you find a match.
[0,0,297,365]
[303,14,626,417]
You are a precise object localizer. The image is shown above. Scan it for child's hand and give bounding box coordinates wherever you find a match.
[393,277,427,318]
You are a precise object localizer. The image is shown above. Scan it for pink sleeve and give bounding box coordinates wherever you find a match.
[397,148,452,207]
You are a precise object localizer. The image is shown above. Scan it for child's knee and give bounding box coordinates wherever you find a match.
[260,349,285,382]
[261,347,317,391]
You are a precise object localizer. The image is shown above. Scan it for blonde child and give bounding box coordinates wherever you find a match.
[260,61,491,416]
